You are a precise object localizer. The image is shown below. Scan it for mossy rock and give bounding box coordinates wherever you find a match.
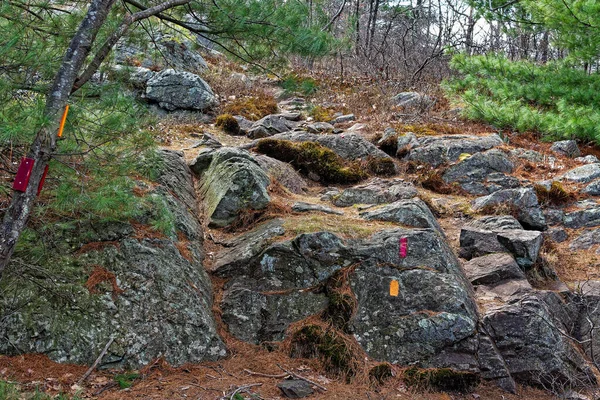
[255,139,367,184]
[215,114,241,135]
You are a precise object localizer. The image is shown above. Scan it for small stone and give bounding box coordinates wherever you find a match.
[551,140,581,158]
[292,202,343,215]
[332,114,355,124]
[277,379,314,398]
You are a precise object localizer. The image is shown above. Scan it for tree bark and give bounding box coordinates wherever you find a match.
[0,0,117,274]
[0,0,192,274]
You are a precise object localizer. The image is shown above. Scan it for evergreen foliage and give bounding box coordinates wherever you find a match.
[446,54,600,142]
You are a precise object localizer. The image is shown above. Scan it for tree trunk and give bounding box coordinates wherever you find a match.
[0,0,117,274]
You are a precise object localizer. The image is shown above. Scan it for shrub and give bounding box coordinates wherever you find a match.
[290,325,358,379]
[309,105,333,122]
[215,114,241,135]
[534,181,576,206]
[366,157,396,176]
[446,54,600,143]
[280,74,319,96]
[255,139,367,184]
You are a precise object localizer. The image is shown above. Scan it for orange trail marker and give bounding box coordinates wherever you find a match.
[57,104,69,138]
[390,280,399,297]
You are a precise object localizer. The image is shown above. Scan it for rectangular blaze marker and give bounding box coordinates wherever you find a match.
[12,157,35,192]
[57,104,69,138]
[390,280,399,297]
[399,237,408,258]
[37,165,49,195]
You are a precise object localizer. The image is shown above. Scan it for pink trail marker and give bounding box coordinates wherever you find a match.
[399,237,408,258]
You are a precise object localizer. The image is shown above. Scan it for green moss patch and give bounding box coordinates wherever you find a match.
[256,139,367,184]
[215,114,241,135]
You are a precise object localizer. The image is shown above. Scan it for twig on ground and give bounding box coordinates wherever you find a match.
[276,364,328,392]
[78,337,114,385]
[243,368,288,378]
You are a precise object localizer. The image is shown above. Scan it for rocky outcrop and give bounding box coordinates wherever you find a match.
[249,131,391,161]
[472,188,547,230]
[407,134,503,167]
[146,69,218,111]
[443,150,517,195]
[460,216,544,269]
[190,147,270,227]
[0,150,225,368]
[247,114,298,139]
[325,178,417,207]
[359,198,442,232]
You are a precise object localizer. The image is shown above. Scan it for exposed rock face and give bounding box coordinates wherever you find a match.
[472,188,547,231]
[328,178,417,207]
[0,151,226,367]
[190,147,270,227]
[443,150,516,195]
[481,295,595,387]
[250,131,390,161]
[146,69,218,111]
[306,122,334,133]
[247,114,298,139]
[407,134,503,167]
[292,202,343,215]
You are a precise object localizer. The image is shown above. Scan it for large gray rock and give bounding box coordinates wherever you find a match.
[551,140,581,158]
[247,114,298,139]
[443,150,515,195]
[460,227,543,269]
[468,215,524,231]
[407,134,503,167]
[573,281,600,364]
[0,151,226,367]
[560,164,600,183]
[472,188,547,231]
[481,295,595,387]
[191,147,270,227]
[146,69,218,111]
[359,198,442,232]
[349,229,480,370]
[277,379,314,398]
[463,253,525,286]
[331,178,417,207]
[292,202,343,215]
[250,131,390,161]
[156,38,208,73]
